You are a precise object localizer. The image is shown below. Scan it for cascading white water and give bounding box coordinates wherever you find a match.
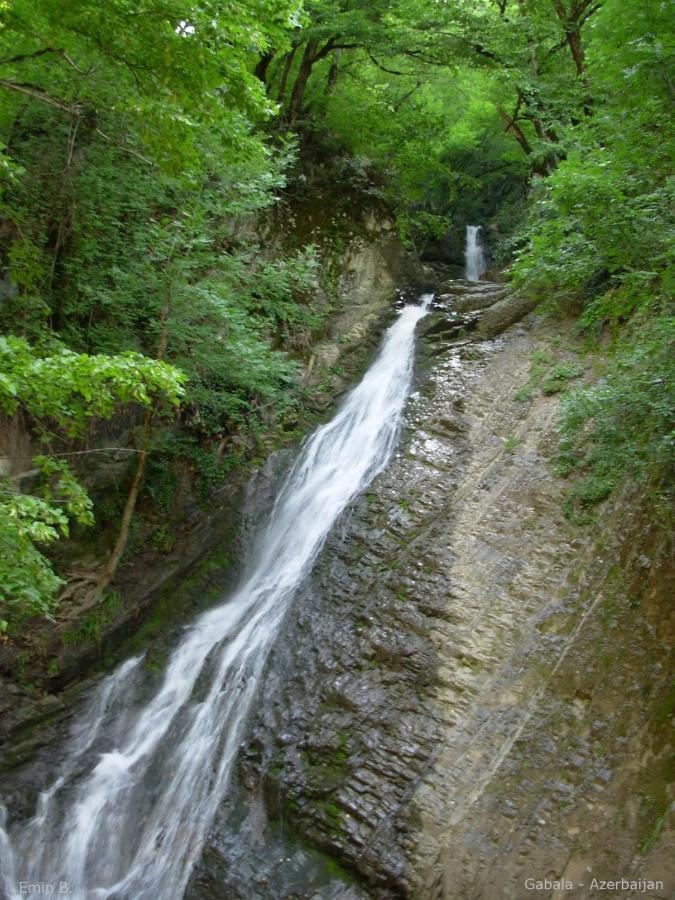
[464,225,487,281]
[0,295,432,900]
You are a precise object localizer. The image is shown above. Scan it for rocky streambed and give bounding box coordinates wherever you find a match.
[186,281,673,900]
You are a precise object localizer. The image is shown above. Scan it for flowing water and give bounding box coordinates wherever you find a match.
[464,225,487,281]
[0,295,432,900]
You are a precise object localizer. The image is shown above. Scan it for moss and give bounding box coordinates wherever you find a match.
[504,435,520,453]
[515,340,585,408]
[61,591,121,648]
[324,799,342,820]
[323,854,354,883]
[143,644,169,674]
[149,524,176,554]
[562,474,616,520]
[653,681,675,728]
[636,774,673,855]
[265,803,357,886]
[322,798,346,838]
[640,805,671,855]
[132,545,232,644]
[459,654,482,672]
[46,657,61,677]
[334,732,350,763]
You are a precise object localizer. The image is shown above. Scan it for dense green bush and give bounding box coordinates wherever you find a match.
[508,0,673,515]
[0,0,310,629]
[555,312,674,518]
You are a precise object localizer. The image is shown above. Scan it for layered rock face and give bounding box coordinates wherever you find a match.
[3,278,669,900]
[187,282,673,900]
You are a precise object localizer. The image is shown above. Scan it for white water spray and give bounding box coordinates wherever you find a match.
[0,296,432,900]
[464,225,487,281]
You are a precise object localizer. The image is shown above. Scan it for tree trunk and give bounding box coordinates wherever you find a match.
[326,49,341,93]
[89,292,172,604]
[91,419,150,598]
[566,26,586,75]
[565,25,593,113]
[277,47,297,103]
[288,40,318,125]
[498,107,533,157]
[254,51,275,86]
[551,0,593,112]
[499,106,553,176]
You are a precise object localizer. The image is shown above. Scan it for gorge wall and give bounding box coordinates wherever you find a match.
[186,283,673,900]
[1,230,671,900]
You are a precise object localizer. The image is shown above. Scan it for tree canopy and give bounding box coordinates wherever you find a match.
[0,0,672,632]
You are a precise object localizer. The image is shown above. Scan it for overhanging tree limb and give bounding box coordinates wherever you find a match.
[94,128,155,166]
[0,78,77,113]
[367,53,414,77]
[0,46,63,66]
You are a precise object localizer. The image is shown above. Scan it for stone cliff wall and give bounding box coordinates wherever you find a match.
[186,283,673,900]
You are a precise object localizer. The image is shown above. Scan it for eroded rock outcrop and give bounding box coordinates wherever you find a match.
[187,283,673,900]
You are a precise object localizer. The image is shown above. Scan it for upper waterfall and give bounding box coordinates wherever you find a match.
[464,225,487,281]
[0,295,433,900]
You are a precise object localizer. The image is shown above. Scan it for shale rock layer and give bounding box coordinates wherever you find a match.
[187,283,673,900]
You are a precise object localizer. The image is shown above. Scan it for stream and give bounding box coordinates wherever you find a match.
[0,296,432,900]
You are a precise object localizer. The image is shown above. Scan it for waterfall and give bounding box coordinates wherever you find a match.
[0,295,433,900]
[464,225,487,281]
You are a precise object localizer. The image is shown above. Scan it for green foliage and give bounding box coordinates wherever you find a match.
[299,47,528,244]
[61,591,122,647]
[0,0,672,637]
[554,314,674,518]
[541,362,583,396]
[514,386,533,402]
[0,337,183,631]
[32,456,95,526]
[0,0,320,635]
[0,492,67,631]
[504,0,674,516]
[509,0,672,301]
[266,0,602,244]
[504,435,520,453]
[0,336,184,435]
[0,0,300,172]
[1,454,95,629]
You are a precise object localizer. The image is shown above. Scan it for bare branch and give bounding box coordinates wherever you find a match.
[0,46,92,76]
[0,78,77,113]
[547,38,568,56]
[0,447,145,461]
[579,2,604,27]
[394,80,424,112]
[94,128,155,166]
